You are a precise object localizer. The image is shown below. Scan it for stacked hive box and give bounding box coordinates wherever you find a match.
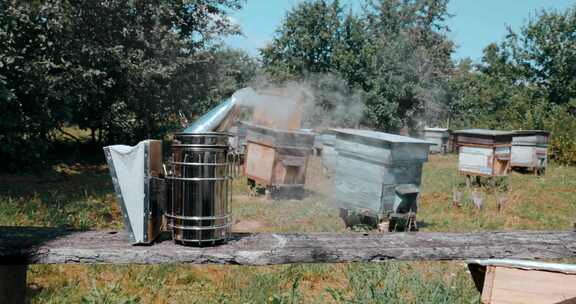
[244,122,315,199]
[424,127,450,153]
[333,129,431,222]
[511,130,549,174]
[452,129,515,177]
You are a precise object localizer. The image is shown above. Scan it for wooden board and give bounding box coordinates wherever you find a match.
[1,227,576,265]
[148,140,163,177]
[245,143,276,184]
[482,266,576,304]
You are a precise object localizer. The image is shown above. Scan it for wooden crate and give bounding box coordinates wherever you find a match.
[468,259,576,304]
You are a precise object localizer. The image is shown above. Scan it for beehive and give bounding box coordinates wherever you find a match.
[332,129,431,217]
[452,129,514,177]
[423,127,450,153]
[511,130,549,173]
[244,122,315,199]
[316,129,338,173]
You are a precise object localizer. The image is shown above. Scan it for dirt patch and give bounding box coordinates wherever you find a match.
[232,219,265,232]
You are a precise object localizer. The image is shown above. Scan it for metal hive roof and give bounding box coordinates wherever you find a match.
[333,128,432,144]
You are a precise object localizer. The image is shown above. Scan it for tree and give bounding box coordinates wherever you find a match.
[510,8,576,106]
[448,6,576,164]
[361,0,454,131]
[53,0,245,143]
[0,0,245,171]
[0,2,68,170]
[261,0,343,80]
[261,0,455,132]
[192,46,259,115]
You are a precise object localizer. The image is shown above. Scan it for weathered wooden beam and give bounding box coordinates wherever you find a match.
[0,227,575,266]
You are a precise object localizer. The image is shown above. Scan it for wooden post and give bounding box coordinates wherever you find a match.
[0,265,27,304]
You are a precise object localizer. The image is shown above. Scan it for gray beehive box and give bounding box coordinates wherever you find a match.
[511,130,550,173]
[333,129,432,217]
[316,129,338,173]
[424,127,450,153]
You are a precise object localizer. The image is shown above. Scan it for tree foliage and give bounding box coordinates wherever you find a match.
[261,0,343,79]
[261,0,454,131]
[449,6,576,164]
[0,0,246,171]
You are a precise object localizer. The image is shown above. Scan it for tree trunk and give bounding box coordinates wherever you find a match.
[0,265,27,304]
[90,127,96,144]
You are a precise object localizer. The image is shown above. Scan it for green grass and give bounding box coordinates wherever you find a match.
[1,153,575,303]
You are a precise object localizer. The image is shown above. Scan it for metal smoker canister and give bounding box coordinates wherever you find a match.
[166,133,232,246]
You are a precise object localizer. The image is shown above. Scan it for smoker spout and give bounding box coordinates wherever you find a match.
[182,98,236,133]
[182,87,258,133]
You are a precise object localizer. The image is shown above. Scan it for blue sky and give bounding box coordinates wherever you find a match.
[224,0,575,62]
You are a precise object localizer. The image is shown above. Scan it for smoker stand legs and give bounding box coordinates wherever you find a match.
[0,265,27,304]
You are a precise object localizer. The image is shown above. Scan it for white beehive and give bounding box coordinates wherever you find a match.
[452,129,514,177]
[511,130,550,173]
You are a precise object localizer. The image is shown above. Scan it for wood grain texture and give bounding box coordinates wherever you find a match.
[482,266,576,304]
[1,227,575,265]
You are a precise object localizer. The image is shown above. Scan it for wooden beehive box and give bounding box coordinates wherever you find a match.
[452,129,514,177]
[511,130,550,173]
[468,259,576,304]
[332,129,431,217]
[424,127,450,153]
[243,122,315,198]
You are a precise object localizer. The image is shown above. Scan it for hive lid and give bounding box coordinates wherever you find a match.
[466,259,576,275]
[513,130,550,136]
[452,129,515,137]
[244,121,314,136]
[334,128,433,145]
[424,127,450,132]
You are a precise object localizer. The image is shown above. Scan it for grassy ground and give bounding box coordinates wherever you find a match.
[1,151,575,303]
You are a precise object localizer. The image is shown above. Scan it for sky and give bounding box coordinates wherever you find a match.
[224,0,575,62]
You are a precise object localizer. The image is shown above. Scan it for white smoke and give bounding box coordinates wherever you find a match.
[236,73,365,130]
